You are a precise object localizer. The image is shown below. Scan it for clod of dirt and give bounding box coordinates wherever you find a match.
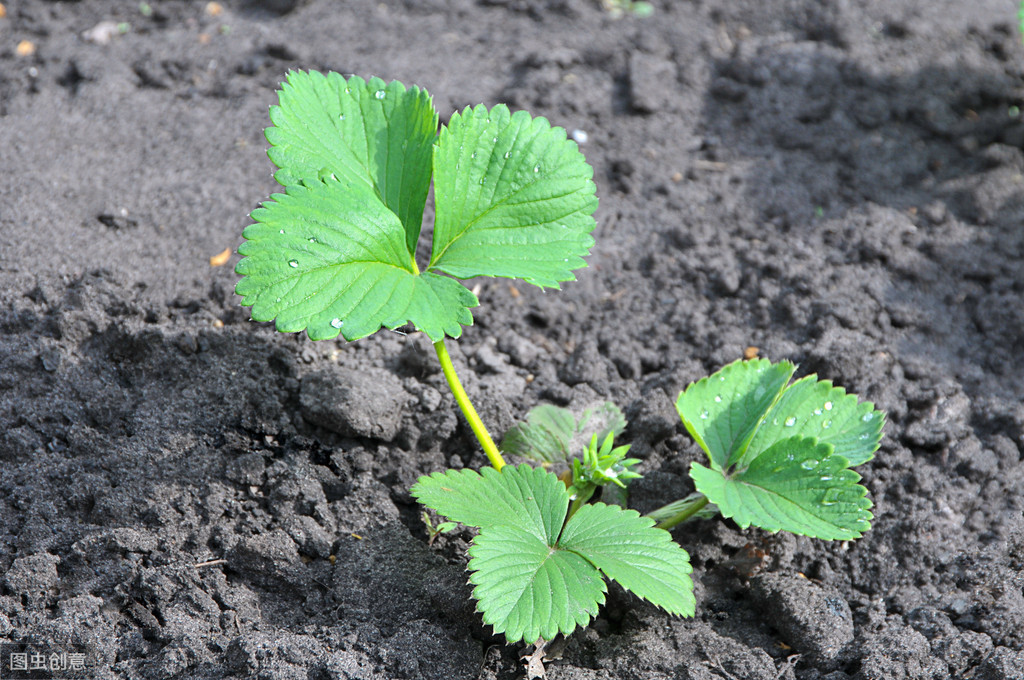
[300,366,410,441]
[629,52,678,114]
[749,572,853,669]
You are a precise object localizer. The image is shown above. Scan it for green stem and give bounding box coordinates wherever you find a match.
[653,495,710,531]
[566,485,596,522]
[434,339,506,471]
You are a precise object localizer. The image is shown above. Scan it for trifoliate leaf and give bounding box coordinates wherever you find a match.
[676,359,795,471]
[414,464,695,644]
[502,401,627,464]
[236,178,475,341]
[410,463,568,541]
[690,436,872,540]
[469,523,607,643]
[430,104,597,287]
[241,72,600,344]
[559,503,694,616]
[265,71,437,254]
[744,375,884,468]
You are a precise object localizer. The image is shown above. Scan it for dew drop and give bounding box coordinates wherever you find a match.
[344,87,351,94]
[275,297,281,303]
[772,466,784,473]
[813,408,822,416]
[784,417,797,427]
[819,474,833,481]
[503,151,511,159]
[719,376,726,381]
[699,409,709,420]
[714,395,722,403]
[800,459,819,470]
[862,413,874,422]
[822,419,832,429]
[279,229,285,234]
[330,318,344,329]
[859,433,869,439]
[821,489,841,506]
[479,178,486,185]
[308,237,317,243]
[471,152,477,159]
[533,164,540,173]
[339,113,345,121]
[772,418,779,425]
[374,89,386,99]
[288,260,298,268]
[824,401,833,411]
[492,136,497,143]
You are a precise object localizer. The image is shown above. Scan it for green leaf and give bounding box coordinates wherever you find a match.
[689,436,872,540]
[744,376,885,468]
[676,359,795,471]
[559,503,694,616]
[265,71,438,254]
[469,523,607,643]
[410,464,568,541]
[430,104,598,287]
[235,178,476,342]
[501,404,577,463]
[414,464,695,644]
[502,401,627,464]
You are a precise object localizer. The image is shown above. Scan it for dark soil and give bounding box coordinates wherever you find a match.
[2,1,1024,678]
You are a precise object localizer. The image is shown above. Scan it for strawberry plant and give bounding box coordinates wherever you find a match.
[235,70,692,645]
[235,71,884,659]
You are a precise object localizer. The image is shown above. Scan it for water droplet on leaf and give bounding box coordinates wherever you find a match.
[699,409,709,420]
[288,260,298,268]
[824,401,833,411]
[374,90,386,99]
[330,318,343,329]
[784,417,797,427]
[533,164,540,173]
[714,395,722,403]
[801,459,819,470]
[822,419,832,429]
[862,413,874,422]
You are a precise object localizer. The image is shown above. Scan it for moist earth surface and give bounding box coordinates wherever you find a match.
[1,1,1023,679]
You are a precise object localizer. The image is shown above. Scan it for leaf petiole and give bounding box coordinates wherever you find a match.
[434,339,506,471]
[652,494,710,531]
